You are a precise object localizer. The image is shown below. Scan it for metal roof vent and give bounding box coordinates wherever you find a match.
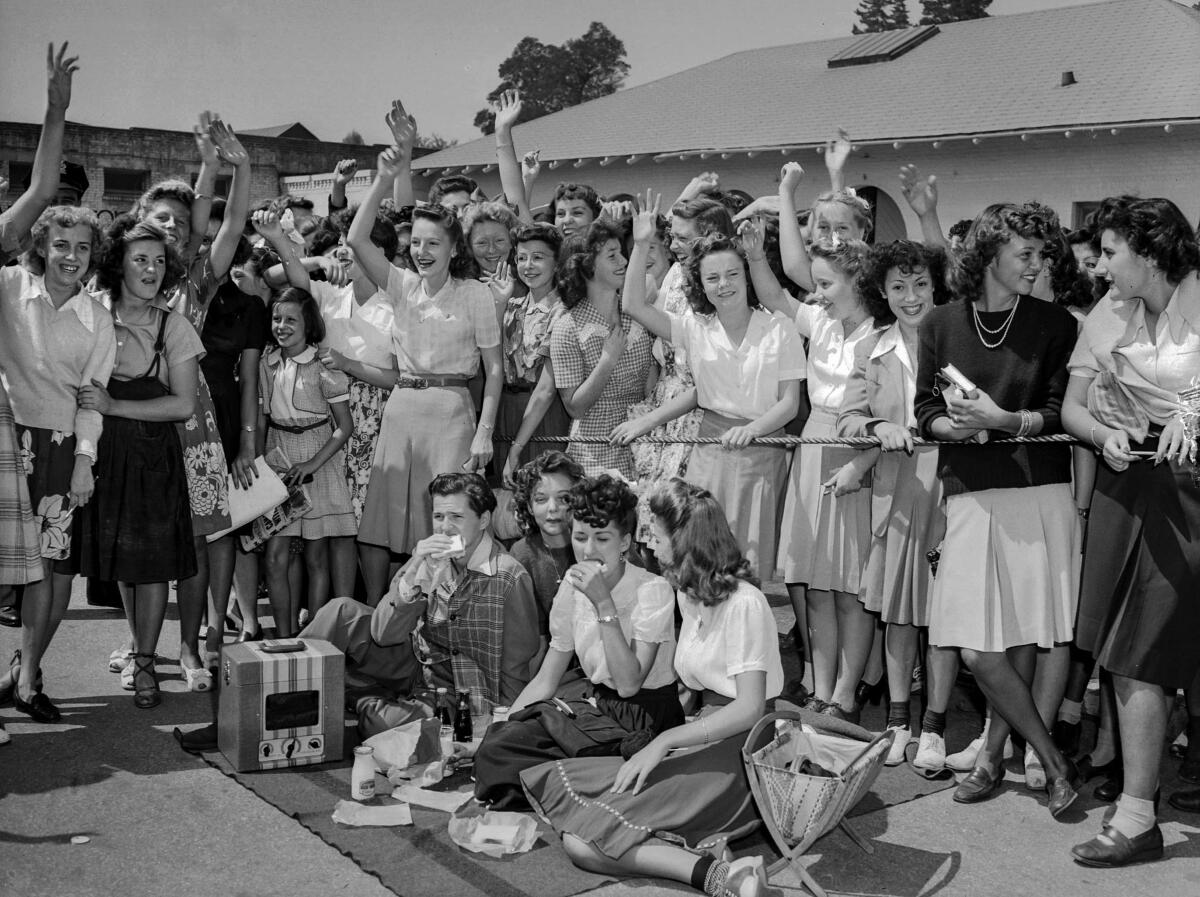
[1061,70,1077,86]
[827,24,940,68]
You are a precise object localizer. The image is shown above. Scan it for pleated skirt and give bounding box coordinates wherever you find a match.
[776,410,872,592]
[929,483,1079,652]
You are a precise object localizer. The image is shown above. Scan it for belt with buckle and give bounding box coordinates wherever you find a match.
[395,376,469,390]
[269,418,330,434]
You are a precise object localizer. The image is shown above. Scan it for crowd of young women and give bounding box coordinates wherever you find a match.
[3,61,1199,883]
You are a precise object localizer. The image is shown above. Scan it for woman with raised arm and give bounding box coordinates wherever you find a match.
[776,159,874,294]
[75,217,203,710]
[347,142,502,603]
[620,195,804,581]
[522,478,781,897]
[1061,196,1200,867]
[913,201,1081,818]
[549,220,652,479]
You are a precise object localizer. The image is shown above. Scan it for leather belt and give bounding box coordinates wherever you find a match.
[396,376,469,390]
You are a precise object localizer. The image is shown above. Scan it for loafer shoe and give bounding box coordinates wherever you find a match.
[14,690,61,723]
[1168,788,1200,814]
[1047,760,1080,818]
[953,766,1003,804]
[0,605,19,628]
[1095,773,1123,803]
[1072,824,1163,868]
[1025,748,1047,791]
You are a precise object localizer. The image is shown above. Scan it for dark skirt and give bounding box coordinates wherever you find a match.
[1075,451,1200,689]
[72,377,196,583]
[207,379,241,462]
[494,386,571,480]
[12,423,78,568]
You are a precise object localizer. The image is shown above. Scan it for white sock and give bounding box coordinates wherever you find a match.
[1108,794,1156,839]
[1057,699,1082,725]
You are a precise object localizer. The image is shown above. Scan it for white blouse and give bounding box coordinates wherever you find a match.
[794,302,876,414]
[310,280,395,370]
[674,580,783,699]
[547,564,677,691]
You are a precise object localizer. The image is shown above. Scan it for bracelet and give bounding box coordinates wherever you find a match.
[242,425,256,433]
[193,193,211,201]
[596,614,619,625]
[1015,409,1033,437]
[1076,507,1090,520]
[1090,425,1104,451]
[700,717,710,745]
[479,422,494,430]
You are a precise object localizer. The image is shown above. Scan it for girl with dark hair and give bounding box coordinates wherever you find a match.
[551,183,601,238]
[550,220,652,479]
[836,240,958,770]
[616,196,736,535]
[1062,195,1200,866]
[0,202,114,724]
[498,224,570,485]
[522,477,781,897]
[257,288,356,637]
[348,143,502,603]
[620,197,805,582]
[74,217,202,709]
[473,474,681,808]
[913,201,1081,817]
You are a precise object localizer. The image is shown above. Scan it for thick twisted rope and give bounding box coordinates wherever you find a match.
[501,433,1078,448]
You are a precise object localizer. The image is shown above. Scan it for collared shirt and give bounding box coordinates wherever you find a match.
[548,563,677,691]
[379,532,540,709]
[502,290,563,386]
[793,302,876,414]
[261,345,349,423]
[384,265,500,378]
[109,296,205,384]
[869,323,917,429]
[668,307,806,419]
[1068,273,1200,427]
[0,266,116,458]
[675,580,784,700]
[310,280,396,371]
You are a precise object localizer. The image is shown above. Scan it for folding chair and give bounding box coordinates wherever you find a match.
[741,709,894,897]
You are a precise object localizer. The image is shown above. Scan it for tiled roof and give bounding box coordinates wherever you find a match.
[239,123,321,140]
[415,0,1200,170]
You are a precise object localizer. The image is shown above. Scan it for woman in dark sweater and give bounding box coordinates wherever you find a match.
[914,202,1081,817]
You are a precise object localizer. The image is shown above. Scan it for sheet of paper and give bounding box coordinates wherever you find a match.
[332,798,414,827]
[391,784,474,813]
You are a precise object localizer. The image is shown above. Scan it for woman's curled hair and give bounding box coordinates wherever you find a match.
[94,214,186,297]
[23,205,102,277]
[568,474,637,537]
[649,478,756,606]
[949,201,1061,301]
[512,451,584,534]
[859,240,950,325]
[1091,195,1200,284]
[411,202,477,280]
[683,234,761,316]
[556,219,625,309]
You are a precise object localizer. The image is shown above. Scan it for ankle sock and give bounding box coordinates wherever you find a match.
[921,709,947,736]
[695,857,727,894]
[1057,699,1082,725]
[1109,794,1156,839]
[887,701,910,729]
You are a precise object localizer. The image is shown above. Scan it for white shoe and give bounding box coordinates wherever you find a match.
[120,658,135,691]
[723,856,767,897]
[297,608,311,628]
[108,647,132,673]
[1024,747,1046,790]
[913,732,946,771]
[885,726,913,766]
[946,734,1013,771]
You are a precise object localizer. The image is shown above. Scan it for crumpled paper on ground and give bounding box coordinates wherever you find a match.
[392,784,474,813]
[448,805,538,857]
[332,799,413,827]
[363,719,439,773]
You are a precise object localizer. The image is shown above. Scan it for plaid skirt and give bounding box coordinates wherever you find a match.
[0,385,43,584]
[265,420,356,540]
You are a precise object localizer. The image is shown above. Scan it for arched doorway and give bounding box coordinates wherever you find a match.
[858,186,906,244]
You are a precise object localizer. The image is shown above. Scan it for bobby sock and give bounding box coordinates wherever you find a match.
[922,709,947,736]
[1057,699,1082,725]
[1108,794,1156,839]
[887,701,910,730]
[694,857,727,895]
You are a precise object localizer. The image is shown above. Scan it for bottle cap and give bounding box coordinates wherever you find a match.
[354,745,374,756]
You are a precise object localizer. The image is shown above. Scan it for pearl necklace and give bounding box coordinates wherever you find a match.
[972,296,1020,349]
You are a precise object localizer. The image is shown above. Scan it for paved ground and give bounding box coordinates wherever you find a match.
[2,580,1200,897]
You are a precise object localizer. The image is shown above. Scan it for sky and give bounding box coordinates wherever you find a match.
[0,0,1108,147]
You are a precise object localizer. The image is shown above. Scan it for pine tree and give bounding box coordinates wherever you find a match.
[919,0,992,26]
[891,1,912,28]
[853,0,897,34]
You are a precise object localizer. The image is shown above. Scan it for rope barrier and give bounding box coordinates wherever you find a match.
[502,433,1079,448]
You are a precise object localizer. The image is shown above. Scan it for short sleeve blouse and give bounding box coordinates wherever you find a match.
[674,580,784,700]
[502,291,563,386]
[111,300,205,384]
[310,280,396,371]
[547,564,677,691]
[668,307,806,418]
[384,265,500,378]
[793,303,875,414]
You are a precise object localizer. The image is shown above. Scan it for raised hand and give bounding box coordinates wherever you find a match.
[385,99,417,159]
[825,128,853,174]
[736,216,767,260]
[376,145,406,181]
[601,199,633,222]
[194,111,219,166]
[333,159,358,186]
[250,208,285,241]
[521,149,541,180]
[47,41,80,110]
[631,190,661,244]
[485,260,515,304]
[899,164,938,217]
[209,117,249,167]
[493,89,522,132]
[681,171,720,201]
[779,162,805,197]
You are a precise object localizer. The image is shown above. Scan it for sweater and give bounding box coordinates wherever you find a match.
[914,297,1077,496]
[510,533,574,637]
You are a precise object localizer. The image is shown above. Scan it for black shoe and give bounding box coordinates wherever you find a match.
[174,723,219,754]
[236,625,262,643]
[1168,788,1200,814]
[1095,773,1123,803]
[1077,753,1121,782]
[14,690,61,723]
[1052,719,1081,757]
[1046,759,1080,819]
[854,678,885,709]
[954,766,1004,804]
[0,605,18,628]
[1179,758,1200,785]
[1072,824,1164,868]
